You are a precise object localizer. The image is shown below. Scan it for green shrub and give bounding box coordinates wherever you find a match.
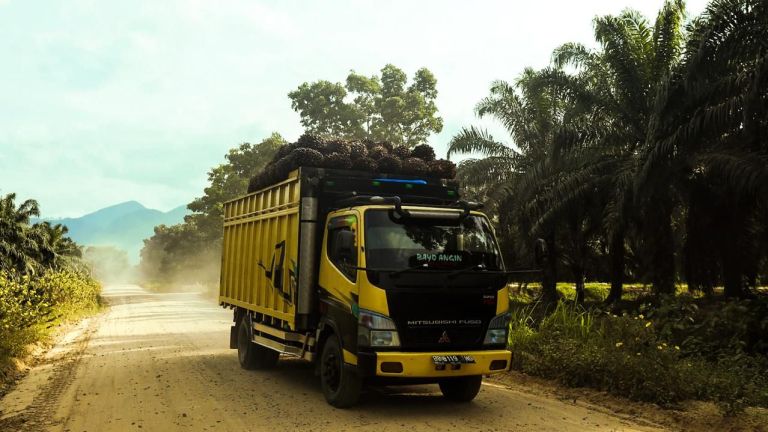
[647,296,768,358]
[0,270,101,359]
[508,300,768,413]
[35,269,102,320]
[0,272,54,356]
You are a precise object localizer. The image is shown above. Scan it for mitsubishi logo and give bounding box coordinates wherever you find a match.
[438,330,451,343]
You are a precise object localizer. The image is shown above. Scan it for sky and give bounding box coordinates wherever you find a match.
[0,0,709,218]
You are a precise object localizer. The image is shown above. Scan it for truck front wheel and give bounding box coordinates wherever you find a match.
[237,315,279,370]
[439,376,483,402]
[319,336,362,408]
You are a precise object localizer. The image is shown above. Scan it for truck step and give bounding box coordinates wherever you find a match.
[251,323,315,361]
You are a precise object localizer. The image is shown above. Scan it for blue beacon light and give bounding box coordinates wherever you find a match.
[372,178,427,185]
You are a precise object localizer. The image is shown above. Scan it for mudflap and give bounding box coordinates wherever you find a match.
[229,325,237,349]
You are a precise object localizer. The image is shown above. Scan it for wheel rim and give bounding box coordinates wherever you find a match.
[323,351,341,393]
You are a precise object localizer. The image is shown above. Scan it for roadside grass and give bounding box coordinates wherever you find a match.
[508,281,696,304]
[0,270,102,371]
[508,294,768,414]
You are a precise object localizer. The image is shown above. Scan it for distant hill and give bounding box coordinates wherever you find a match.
[37,201,188,264]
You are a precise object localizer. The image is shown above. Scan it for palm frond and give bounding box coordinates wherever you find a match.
[551,42,594,70]
[447,126,516,158]
[652,0,686,82]
[696,149,768,198]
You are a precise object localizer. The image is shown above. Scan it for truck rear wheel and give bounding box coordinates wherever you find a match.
[439,376,483,402]
[237,315,279,370]
[320,336,361,408]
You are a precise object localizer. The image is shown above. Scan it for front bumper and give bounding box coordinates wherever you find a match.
[358,349,512,378]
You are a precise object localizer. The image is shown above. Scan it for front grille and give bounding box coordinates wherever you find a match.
[386,290,496,351]
[402,326,483,350]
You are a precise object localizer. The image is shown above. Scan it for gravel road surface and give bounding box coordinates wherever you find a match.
[0,284,663,431]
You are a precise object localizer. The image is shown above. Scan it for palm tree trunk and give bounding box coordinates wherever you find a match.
[649,194,676,296]
[541,230,559,303]
[722,255,744,298]
[573,266,585,304]
[721,209,750,298]
[605,229,625,303]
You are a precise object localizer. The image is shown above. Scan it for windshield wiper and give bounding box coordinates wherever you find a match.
[445,264,488,278]
[388,263,431,278]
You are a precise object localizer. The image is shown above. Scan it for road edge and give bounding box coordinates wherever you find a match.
[0,312,102,429]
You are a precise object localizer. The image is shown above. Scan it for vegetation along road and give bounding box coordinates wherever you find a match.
[0,284,660,432]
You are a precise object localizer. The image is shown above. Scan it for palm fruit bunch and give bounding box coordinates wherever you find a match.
[410,144,436,161]
[247,133,457,193]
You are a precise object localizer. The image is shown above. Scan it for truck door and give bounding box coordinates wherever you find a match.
[318,211,360,352]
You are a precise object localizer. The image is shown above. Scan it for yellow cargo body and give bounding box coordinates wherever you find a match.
[220,171,301,329]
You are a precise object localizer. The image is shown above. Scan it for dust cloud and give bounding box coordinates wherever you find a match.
[82,246,136,284]
[136,247,221,297]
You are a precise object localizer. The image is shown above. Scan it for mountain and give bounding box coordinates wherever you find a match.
[38,201,188,264]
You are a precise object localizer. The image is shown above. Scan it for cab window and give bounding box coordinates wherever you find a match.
[327,215,358,281]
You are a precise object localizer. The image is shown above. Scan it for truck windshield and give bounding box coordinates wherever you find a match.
[364,209,503,272]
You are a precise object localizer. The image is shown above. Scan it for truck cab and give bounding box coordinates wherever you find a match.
[315,201,511,406]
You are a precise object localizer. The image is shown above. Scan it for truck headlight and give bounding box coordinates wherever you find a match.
[358,309,401,348]
[484,312,510,345]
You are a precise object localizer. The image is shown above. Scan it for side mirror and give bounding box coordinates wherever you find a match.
[534,238,548,267]
[333,230,356,261]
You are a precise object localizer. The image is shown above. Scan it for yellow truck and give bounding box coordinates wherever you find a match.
[220,167,513,407]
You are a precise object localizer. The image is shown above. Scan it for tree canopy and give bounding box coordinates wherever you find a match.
[0,193,83,275]
[288,64,443,147]
[186,132,285,241]
[453,0,768,302]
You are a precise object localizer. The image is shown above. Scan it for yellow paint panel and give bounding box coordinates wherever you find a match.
[219,171,300,328]
[358,273,389,317]
[375,350,512,377]
[343,349,358,365]
[318,210,359,307]
[496,286,509,315]
[356,210,389,316]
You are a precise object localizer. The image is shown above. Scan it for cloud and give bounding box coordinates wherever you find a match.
[0,0,711,217]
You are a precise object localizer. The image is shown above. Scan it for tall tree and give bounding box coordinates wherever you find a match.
[449,70,584,303]
[452,1,689,301]
[537,0,688,299]
[289,64,443,147]
[643,0,768,297]
[186,133,285,241]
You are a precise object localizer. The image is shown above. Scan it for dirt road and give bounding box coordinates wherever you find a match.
[0,284,663,431]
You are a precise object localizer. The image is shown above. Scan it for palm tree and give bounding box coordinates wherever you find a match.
[453,0,767,301]
[34,222,82,269]
[449,69,593,302]
[0,193,42,274]
[642,0,768,297]
[534,0,687,299]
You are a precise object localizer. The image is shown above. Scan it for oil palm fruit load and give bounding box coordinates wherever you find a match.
[247,133,456,193]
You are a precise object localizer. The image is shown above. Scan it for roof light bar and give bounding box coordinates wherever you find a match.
[373,178,428,185]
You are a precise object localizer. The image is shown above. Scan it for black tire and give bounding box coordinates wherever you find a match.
[320,336,362,408]
[439,376,483,402]
[237,315,279,370]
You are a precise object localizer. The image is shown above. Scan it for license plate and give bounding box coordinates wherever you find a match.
[432,355,475,365]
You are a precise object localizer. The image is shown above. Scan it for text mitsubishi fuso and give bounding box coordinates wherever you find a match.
[219,167,515,407]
